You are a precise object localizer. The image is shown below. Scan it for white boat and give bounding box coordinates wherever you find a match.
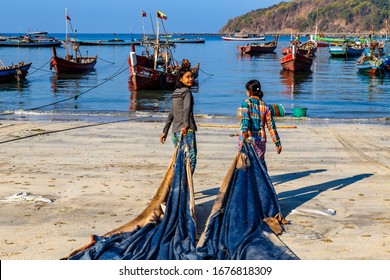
[221,33,265,41]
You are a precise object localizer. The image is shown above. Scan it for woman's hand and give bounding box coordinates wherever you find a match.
[276,145,282,154]
[242,131,251,139]
[181,127,189,136]
[160,133,167,144]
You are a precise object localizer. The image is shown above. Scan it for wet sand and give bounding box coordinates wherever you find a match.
[0,119,389,260]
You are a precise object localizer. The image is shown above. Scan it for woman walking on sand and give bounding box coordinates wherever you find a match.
[238,79,282,170]
[160,68,197,174]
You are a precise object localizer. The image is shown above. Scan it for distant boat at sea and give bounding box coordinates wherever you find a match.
[166,37,205,44]
[76,38,141,46]
[237,36,278,54]
[0,31,61,47]
[221,33,265,41]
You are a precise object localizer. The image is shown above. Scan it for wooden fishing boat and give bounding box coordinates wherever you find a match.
[356,58,385,76]
[167,37,205,44]
[128,11,199,90]
[0,61,32,82]
[50,47,97,74]
[282,37,317,57]
[280,45,313,72]
[329,39,365,58]
[356,52,385,76]
[129,44,199,90]
[237,36,278,54]
[77,38,141,46]
[50,9,97,74]
[329,43,347,57]
[346,42,365,57]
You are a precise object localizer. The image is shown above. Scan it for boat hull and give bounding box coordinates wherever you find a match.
[77,40,141,46]
[51,56,97,74]
[357,60,385,76]
[346,47,365,57]
[221,36,265,41]
[0,39,61,47]
[238,44,276,54]
[280,52,313,72]
[50,48,97,74]
[168,38,205,44]
[128,54,199,91]
[0,62,32,82]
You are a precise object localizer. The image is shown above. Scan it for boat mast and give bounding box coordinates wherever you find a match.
[65,8,69,58]
[154,13,159,70]
[159,19,170,72]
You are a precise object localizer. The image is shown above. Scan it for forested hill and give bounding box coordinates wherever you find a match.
[220,0,389,35]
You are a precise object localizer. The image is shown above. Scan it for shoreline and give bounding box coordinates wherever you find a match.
[1,110,390,126]
[0,119,389,260]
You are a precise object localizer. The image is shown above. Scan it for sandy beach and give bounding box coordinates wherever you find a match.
[0,118,389,260]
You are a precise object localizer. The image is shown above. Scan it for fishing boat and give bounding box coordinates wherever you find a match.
[356,56,385,76]
[0,31,61,47]
[237,36,278,54]
[167,37,205,44]
[221,33,265,41]
[298,39,318,56]
[356,50,385,76]
[128,11,199,90]
[50,9,97,74]
[282,36,317,57]
[329,40,365,58]
[280,44,313,72]
[76,38,141,46]
[0,61,32,82]
[329,43,347,57]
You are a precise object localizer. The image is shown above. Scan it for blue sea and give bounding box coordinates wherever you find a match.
[1,33,389,124]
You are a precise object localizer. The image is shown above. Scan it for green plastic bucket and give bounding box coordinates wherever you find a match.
[292,107,307,117]
[270,104,285,117]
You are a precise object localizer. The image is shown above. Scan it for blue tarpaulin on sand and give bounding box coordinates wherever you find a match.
[66,139,197,260]
[65,139,298,260]
[193,140,298,260]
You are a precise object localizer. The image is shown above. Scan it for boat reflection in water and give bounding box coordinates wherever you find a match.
[237,52,277,61]
[128,77,199,112]
[279,69,311,95]
[50,71,96,99]
[128,78,171,112]
[0,80,30,93]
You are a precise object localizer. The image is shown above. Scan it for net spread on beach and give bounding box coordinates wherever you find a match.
[65,139,298,260]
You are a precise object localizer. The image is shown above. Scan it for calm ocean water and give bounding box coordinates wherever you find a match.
[1,33,389,124]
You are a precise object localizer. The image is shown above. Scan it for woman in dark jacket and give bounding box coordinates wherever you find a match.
[160,68,197,173]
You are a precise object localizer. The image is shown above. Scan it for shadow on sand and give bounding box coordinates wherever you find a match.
[278,173,374,215]
[194,169,373,231]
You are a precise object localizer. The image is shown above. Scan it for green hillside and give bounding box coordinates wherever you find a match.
[220,0,389,35]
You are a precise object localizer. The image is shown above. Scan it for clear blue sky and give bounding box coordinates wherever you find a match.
[1,0,285,34]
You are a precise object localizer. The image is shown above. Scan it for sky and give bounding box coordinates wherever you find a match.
[1,0,285,34]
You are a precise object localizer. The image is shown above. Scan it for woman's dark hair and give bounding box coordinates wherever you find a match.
[175,68,192,88]
[245,79,263,98]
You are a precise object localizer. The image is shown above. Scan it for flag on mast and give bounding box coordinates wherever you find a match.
[141,10,147,17]
[157,10,167,20]
[66,15,71,20]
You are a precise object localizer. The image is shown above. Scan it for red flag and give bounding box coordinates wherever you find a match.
[66,15,71,21]
[141,10,147,17]
[157,10,167,20]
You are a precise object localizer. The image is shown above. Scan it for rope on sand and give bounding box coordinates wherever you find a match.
[197,123,297,129]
